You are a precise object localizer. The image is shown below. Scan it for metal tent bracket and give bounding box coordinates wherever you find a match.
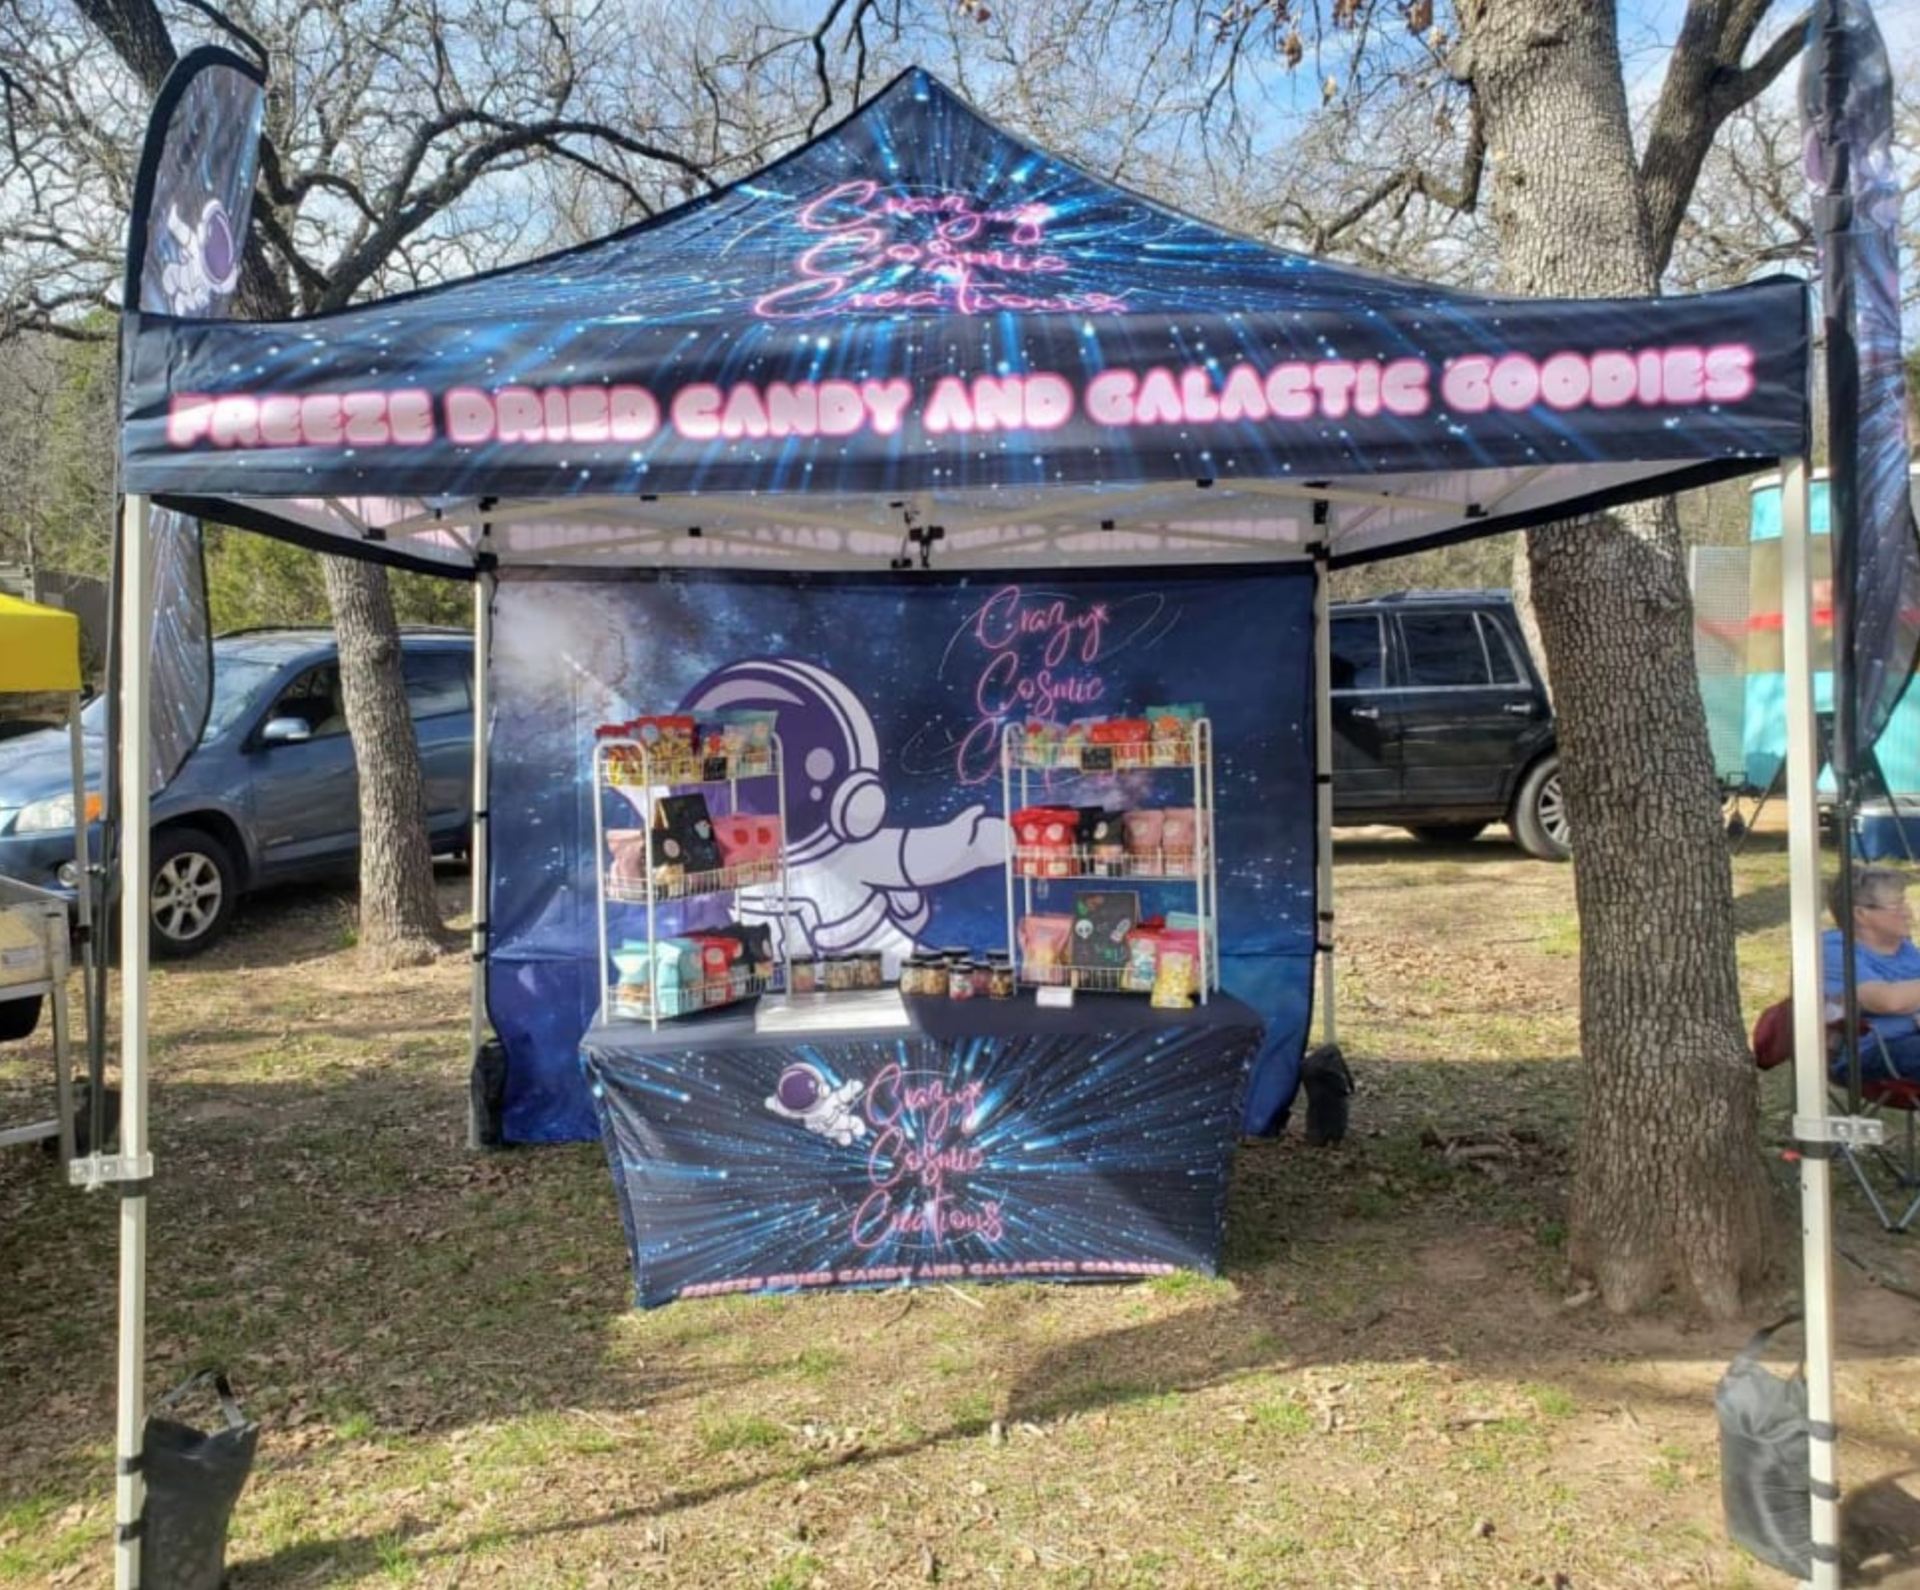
[1792,1113,1886,1148]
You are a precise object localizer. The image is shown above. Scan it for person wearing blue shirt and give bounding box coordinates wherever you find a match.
[1822,864,1920,1082]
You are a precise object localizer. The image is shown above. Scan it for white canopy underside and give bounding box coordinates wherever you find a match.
[189,458,1712,573]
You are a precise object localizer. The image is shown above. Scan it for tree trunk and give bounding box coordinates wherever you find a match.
[1460,0,1772,1315]
[321,555,444,969]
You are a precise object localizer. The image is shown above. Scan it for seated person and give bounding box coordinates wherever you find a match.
[1822,864,1920,1083]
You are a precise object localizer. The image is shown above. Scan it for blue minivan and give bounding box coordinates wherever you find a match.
[0,628,474,955]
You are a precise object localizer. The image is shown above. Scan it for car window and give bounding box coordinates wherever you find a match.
[78,654,284,743]
[403,651,470,720]
[1399,612,1494,688]
[1477,614,1526,685]
[264,663,348,738]
[1329,615,1386,692]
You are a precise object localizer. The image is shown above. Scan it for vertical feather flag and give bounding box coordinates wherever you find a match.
[120,47,266,789]
[1802,0,1920,770]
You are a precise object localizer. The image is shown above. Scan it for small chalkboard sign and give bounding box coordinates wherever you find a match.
[1079,745,1115,771]
[1067,890,1140,971]
[702,755,732,783]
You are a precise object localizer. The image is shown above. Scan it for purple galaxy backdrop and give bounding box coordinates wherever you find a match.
[487,566,1315,1141]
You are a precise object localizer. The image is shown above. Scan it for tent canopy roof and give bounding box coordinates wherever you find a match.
[121,68,1809,576]
[0,593,81,694]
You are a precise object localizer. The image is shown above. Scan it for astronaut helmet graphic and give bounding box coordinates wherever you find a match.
[765,1060,866,1145]
[161,199,242,313]
[774,1063,829,1114]
[681,657,888,866]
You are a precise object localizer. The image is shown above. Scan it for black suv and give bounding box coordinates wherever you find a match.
[1329,590,1567,859]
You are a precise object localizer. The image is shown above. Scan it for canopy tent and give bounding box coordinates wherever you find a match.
[107,53,1844,1589]
[122,70,1808,571]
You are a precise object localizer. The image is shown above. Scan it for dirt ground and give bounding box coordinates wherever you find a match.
[1,836,1918,1588]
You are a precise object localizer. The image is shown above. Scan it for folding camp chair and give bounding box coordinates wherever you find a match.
[1753,997,1920,1232]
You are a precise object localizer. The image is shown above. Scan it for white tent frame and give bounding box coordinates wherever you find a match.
[100,449,1853,1588]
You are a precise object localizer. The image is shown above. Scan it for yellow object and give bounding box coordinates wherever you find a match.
[0,592,82,695]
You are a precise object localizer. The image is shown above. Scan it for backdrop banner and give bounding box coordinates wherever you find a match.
[486,564,1316,1142]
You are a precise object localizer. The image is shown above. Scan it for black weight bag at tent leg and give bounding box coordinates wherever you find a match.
[1299,1042,1354,1146]
[1716,1315,1815,1580]
[140,1371,258,1590]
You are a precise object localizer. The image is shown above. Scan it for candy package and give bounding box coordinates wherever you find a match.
[653,793,724,876]
[1018,914,1073,984]
[1160,807,1198,875]
[605,828,649,883]
[611,938,700,1016]
[1077,807,1124,875]
[711,811,781,868]
[719,709,778,769]
[1012,806,1079,877]
[1124,931,1160,992]
[1151,948,1198,1010]
[1146,703,1203,763]
[1122,808,1165,876]
[628,714,697,758]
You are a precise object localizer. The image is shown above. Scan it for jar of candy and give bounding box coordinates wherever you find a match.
[858,950,884,990]
[788,955,817,995]
[948,960,977,1000]
[970,959,992,998]
[988,956,1016,1000]
[824,955,854,993]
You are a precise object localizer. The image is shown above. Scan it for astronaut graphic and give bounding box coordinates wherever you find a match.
[765,1063,867,1146]
[680,658,1008,972]
[160,199,242,314]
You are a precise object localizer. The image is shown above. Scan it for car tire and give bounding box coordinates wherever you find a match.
[1405,823,1487,845]
[150,827,238,957]
[1510,754,1571,861]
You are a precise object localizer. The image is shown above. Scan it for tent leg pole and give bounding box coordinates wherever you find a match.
[1312,549,1336,1046]
[1782,453,1842,1589]
[115,493,155,1590]
[62,691,89,1166]
[467,569,494,1150]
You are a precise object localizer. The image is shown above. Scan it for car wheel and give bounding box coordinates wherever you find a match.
[1405,823,1487,845]
[150,827,238,957]
[1510,755,1571,861]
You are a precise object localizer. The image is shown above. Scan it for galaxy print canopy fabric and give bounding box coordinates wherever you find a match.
[119,68,1807,573]
[1802,0,1920,759]
[122,48,266,789]
[583,1007,1261,1308]
[486,566,1314,1144]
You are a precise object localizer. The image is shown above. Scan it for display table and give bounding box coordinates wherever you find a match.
[581,991,1262,1307]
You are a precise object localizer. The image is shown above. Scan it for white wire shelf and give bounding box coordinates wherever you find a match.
[602,749,777,786]
[604,858,784,903]
[606,968,783,1021]
[1016,961,1153,994]
[1011,845,1201,880]
[1011,739,1194,771]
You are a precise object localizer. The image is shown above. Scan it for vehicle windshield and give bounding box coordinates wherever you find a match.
[78,654,287,745]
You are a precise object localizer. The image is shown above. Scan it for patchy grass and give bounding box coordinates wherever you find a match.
[3,839,1920,1588]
